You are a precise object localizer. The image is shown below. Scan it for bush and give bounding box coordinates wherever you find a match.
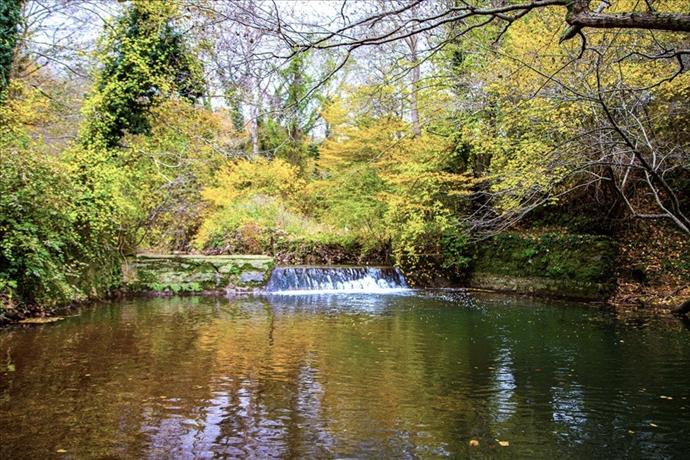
[0,149,120,310]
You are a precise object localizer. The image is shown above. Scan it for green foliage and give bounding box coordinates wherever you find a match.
[318,90,477,281]
[0,1,217,312]
[112,100,229,251]
[0,81,121,311]
[0,146,120,309]
[0,0,21,99]
[259,51,323,171]
[306,165,387,240]
[81,0,204,149]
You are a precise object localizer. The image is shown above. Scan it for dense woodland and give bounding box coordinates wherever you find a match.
[0,0,689,317]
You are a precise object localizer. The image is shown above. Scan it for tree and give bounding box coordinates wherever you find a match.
[270,1,690,50]
[453,9,690,236]
[200,0,278,157]
[81,0,204,149]
[0,0,22,99]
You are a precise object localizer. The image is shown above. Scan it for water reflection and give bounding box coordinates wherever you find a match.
[490,342,517,423]
[0,294,689,458]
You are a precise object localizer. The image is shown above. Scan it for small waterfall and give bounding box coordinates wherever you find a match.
[266,266,409,294]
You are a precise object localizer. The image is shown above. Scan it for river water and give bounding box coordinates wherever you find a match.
[1,291,689,458]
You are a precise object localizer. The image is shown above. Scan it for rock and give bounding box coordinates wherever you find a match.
[123,255,273,294]
[239,271,266,284]
[671,299,690,316]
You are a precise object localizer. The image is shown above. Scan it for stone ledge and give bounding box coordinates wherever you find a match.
[122,254,274,294]
[467,272,614,301]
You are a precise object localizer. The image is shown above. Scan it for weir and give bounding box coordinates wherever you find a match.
[266,266,409,294]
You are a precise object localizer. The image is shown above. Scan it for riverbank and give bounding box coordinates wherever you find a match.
[2,219,688,326]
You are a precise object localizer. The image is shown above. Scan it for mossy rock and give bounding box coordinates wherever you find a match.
[123,254,274,294]
[472,232,617,284]
[468,273,613,301]
[469,232,618,300]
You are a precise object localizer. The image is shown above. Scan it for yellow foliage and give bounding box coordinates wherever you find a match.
[202,158,305,207]
[0,80,53,144]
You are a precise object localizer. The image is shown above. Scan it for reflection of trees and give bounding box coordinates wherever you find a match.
[2,295,690,458]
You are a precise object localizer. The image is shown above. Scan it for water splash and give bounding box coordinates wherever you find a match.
[265,266,409,295]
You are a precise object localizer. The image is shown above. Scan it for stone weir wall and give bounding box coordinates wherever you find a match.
[467,232,618,301]
[122,254,274,294]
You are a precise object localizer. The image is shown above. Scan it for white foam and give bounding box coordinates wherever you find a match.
[266,287,412,296]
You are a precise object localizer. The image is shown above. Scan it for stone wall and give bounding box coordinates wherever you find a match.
[468,232,618,301]
[122,254,274,294]
[467,273,613,301]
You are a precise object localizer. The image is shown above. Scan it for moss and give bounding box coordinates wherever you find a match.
[469,232,618,299]
[123,254,274,293]
[472,232,617,284]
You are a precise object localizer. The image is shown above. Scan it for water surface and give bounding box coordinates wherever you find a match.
[1,292,689,458]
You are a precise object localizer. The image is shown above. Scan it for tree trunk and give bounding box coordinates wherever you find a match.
[248,77,260,158]
[407,35,421,137]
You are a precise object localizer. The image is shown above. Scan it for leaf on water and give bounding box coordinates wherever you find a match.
[497,440,510,447]
[19,317,64,324]
[469,439,479,447]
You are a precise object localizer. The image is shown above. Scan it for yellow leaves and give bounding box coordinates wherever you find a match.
[202,158,304,208]
[0,80,53,143]
[469,438,510,448]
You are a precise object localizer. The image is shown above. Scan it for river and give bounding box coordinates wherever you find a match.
[1,291,689,458]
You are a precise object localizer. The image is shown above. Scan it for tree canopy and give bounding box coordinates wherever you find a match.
[1,0,688,309]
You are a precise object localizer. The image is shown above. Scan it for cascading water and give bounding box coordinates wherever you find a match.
[265,266,409,294]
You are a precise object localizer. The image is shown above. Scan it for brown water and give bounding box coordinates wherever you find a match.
[1,292,689,459]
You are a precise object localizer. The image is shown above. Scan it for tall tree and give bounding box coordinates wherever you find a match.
[0,0,22,100]
[81,0,204,149]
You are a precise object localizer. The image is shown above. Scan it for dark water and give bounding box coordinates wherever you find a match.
[1,292,689,459]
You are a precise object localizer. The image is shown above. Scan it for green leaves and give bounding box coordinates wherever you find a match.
[0,0,21,100]
[81,0,204,149]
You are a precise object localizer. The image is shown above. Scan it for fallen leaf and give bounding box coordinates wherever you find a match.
[56,449,67,453]
[497,440,510,447]
[469,439,479,447]
[19,317,64,324]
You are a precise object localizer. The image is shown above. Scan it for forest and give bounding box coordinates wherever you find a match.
[1,0,689,319]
